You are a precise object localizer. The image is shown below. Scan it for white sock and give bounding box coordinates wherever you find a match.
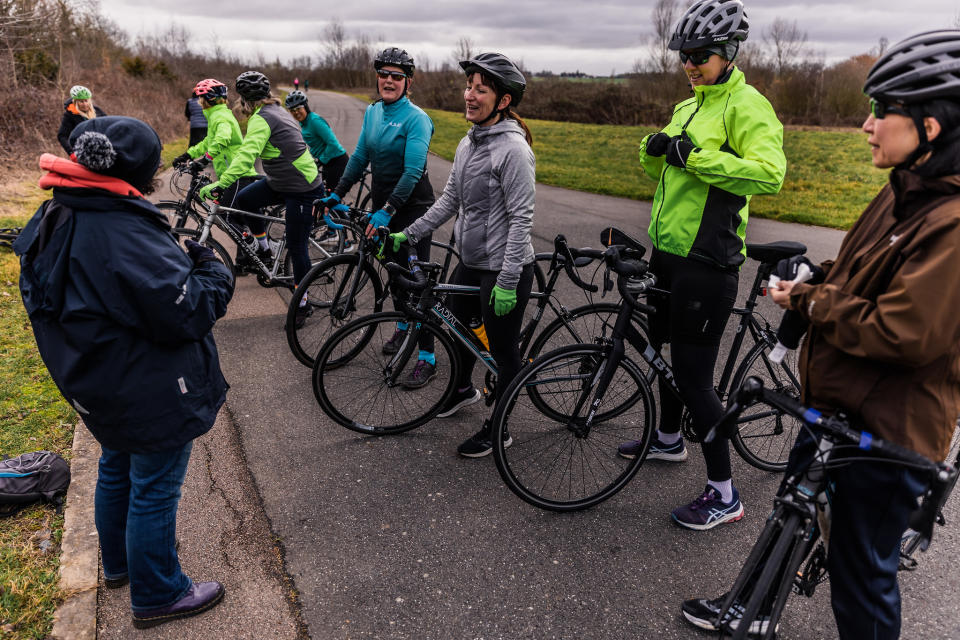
[298,294,308,308]
[657,430,682,445]
[708,479,734,503]
[257,237,269,250]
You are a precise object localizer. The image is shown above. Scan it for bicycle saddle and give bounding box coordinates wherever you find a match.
[600,227,646,258]
[746,241,806,265]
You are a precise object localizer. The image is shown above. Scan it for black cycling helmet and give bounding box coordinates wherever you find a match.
[374,47,415,77]
[460,52,527,106]
[863,29,960,104]
[236,71,271,101]
[669,0,749,51]
[284,90,309,109]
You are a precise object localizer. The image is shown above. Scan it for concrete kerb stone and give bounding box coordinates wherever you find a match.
[51,421,100,640]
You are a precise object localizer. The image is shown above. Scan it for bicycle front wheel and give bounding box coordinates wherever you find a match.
[286,253,384,367]
[492,344,654,511]
[729,341,803,472]
[170,227,235,287]
[312,312,458,435]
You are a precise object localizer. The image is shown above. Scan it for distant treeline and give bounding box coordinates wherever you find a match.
[2,1,875,170]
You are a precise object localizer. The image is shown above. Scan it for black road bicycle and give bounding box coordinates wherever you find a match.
[310,234,650,434]
[705,377,957,640]
[487,227,810,512]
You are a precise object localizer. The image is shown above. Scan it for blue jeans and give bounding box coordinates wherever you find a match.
[95,442,193,611]
[234,177,322,285]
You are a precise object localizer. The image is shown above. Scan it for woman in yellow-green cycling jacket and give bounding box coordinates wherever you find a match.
[173,78,258,209]
[618,0,786,532]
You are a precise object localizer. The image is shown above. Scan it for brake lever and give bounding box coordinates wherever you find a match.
[603,267,614,297]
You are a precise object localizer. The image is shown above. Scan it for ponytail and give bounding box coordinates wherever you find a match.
[504,107,532,146]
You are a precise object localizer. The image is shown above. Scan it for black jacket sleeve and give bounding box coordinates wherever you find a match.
[57,112,75,153]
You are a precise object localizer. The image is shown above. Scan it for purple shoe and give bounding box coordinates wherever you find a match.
[132,581,225,629]
[672,485,744,531]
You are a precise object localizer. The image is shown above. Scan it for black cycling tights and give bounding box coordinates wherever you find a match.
[446,263,535,403]
[647,249,738,482]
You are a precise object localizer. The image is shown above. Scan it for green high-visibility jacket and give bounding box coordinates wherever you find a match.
[218,103,321,193]
[640,67,786,269]
[187,103,257,180]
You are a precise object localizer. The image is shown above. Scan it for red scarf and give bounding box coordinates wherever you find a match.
[37,153,143,198]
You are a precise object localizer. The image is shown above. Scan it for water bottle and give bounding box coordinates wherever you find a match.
[469,317,490,350]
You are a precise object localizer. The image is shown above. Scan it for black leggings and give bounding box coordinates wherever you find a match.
[446,263,535,403]
[321,154,348,194]
[647,249,738,482]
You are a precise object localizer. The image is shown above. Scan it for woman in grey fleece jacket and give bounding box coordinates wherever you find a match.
[392,52,536,458]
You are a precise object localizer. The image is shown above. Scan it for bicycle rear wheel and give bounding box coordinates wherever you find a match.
[286,253,384,367]
[730,341,803,472]
[312,312,458,434]
[170,228,235,287]
[491,343,654,511]
[528,303,653,380]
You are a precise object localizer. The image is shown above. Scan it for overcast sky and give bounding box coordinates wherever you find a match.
[97,0,960,76]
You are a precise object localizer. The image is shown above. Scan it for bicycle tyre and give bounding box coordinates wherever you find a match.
[491,343,654,511]
[313,312,459,434]
[729,509,805,640]
[729,341,803,472]
[170,228,235,287]
[286,253,385,367]
[528,303,650,366]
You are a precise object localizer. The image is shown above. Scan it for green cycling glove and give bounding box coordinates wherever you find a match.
[198,181,221,201]
[388,232,407,253]
[490,285,517,317]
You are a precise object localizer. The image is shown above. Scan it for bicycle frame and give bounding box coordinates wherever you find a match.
[199,203,292,285]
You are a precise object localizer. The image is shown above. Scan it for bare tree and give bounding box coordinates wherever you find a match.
[877,36,889,57]
[643,0,681,74]
[451,36,474,66]
[764,17,808,76]
[321,18,346,68]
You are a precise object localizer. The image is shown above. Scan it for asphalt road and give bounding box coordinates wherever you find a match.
[209,91,960,640]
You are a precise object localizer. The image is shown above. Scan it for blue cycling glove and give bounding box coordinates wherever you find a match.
[323,213,344,230]
[366,208,392,232]
[320,192,349,215]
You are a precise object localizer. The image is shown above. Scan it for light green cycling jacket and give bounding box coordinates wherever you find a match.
[187,103,257,180]
[640,67,786,269]
[218,103,321,193]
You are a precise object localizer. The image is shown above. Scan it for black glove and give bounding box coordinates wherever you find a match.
[644,132,670,157]
[183,239,216,264]
[188,156,210,174]
[774,255,825,285]
[172,152,191,168]
[665,136,696,168]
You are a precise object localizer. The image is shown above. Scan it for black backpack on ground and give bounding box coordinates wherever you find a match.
[0,451,71,518]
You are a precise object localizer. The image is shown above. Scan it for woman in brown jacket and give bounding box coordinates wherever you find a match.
[682,29,960,639]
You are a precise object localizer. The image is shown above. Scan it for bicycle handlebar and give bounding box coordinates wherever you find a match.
[551,235,601,293]
[710,376,957,551]
[385,262,428,292]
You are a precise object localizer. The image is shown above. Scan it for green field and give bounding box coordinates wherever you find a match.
[2,191,76,639]
[424,108,888,230]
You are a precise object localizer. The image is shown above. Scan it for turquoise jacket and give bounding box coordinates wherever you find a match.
[301,112,346,165]
[334,96,434,210]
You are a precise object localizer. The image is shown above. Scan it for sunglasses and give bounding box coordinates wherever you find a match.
[679,50,714,66]
[869,97,910,120]
[376,70,407,81]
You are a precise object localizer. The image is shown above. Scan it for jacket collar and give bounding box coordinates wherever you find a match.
[889,170,960,220]
[202,103,228,117]
[468,117,523,144]
[50,187,171,229]
[382,96,410,115]
[693,66,744,105]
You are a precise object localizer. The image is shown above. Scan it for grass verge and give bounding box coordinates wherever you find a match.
[1,171,76,640]
[423,108,888,230]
